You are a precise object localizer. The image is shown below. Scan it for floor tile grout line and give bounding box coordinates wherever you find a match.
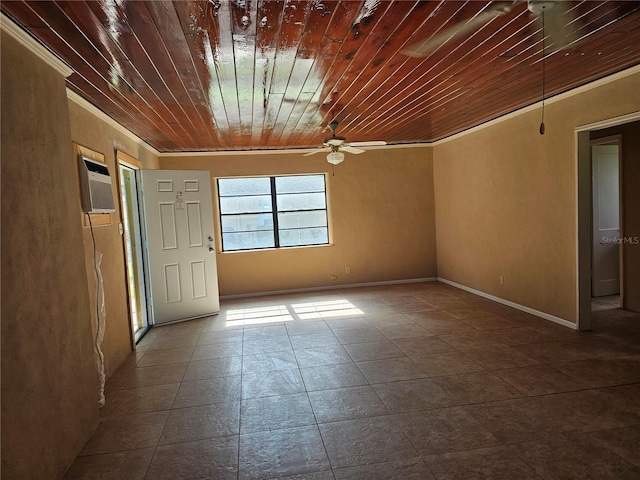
[587,428,640,468]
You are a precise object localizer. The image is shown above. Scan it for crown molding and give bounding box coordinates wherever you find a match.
[1,13,73,78]
[67,89,161,157]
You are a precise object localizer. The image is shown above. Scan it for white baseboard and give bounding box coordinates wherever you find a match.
[438,277,578,330]
[219,277,438,300]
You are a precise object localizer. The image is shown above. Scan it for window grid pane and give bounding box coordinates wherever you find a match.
[275,175,325,194]
[222,231,275,251]
[219,195,273,215]
[277,210,328,229]
[279,227,328,247]
[221,213,274,233]
[277,192,327,212]
[218,177,271,196]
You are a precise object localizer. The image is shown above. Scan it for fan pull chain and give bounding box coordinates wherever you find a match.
[540,10,546,135]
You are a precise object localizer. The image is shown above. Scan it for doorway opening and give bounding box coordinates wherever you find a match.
[577,115,640,331]
[117,151,149,343]
[590,138,622,313]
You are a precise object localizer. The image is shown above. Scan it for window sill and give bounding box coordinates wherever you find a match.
[219,243,333,254]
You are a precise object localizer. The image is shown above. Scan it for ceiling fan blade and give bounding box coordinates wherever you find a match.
[401,3,513,57]
[342,146,365,154]
[348,141,387,147]
[303,148,328,156]
[542,2,578,51]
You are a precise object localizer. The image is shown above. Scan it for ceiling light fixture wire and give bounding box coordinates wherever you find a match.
[540,9,546,135]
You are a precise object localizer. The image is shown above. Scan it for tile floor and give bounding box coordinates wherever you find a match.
[64,282,640,479]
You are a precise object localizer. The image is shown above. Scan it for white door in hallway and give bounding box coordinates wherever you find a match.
[141,170,219,324]
[591,144,620,297]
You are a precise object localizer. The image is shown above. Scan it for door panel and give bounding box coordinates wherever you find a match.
[141,170,219,324]
[592,144,620,297]
[187,203,203,246]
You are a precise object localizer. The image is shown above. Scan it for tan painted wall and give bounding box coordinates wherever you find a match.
[1,33,99,479]
[434,71,640,324]
[68,100,158,377]
[160,146,437,296]
[591,121,640,313]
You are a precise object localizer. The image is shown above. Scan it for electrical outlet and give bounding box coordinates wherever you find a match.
[345,266,351,274]
[499,275,504,285]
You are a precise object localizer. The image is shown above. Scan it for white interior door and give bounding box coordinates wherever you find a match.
[141,170,219,324]
[592,144,620,297]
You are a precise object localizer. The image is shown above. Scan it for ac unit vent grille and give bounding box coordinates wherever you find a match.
[89,180,115,210]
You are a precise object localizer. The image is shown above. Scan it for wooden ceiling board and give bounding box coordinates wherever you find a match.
[3,0,639,152]
[280,0,393,147]
[356,2,640,142]
[269,1,354,149]
[345,15,538,140]
[284,0,388,147]
[126,1,218,148]
[320,1,435,139]
[172,0,235,148]
[260,0,319,148]
[11,1,186,151]
[60,1,194,148]
[143,0,220,146]
[345,8,535,141]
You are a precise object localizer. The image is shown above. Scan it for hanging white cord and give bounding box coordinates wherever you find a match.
[87,215,106,407]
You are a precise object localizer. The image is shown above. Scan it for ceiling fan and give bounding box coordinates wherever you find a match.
[304,121,387,165]
[401,0,577,58]
[402,0,577,135]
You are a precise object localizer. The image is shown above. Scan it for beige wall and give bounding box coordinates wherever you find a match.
[591,121,640,313]
[160,146,437,296]
[68,100,158,377]
[434,71,640,324]
[1,33,99,479]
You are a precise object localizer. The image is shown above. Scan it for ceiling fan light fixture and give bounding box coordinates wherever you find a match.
[326,151,345,165]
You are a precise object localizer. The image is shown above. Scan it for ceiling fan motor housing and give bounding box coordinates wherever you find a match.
[528,0,557,14]
[326,136,346,146]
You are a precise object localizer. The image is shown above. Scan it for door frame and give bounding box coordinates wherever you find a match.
[576,112,639,331]
[116,150,150,345]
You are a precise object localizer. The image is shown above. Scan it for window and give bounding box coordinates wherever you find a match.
[218,174,329,251]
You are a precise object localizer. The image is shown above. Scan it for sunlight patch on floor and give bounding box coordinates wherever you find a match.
[225,305,293,327]
[292,299,364,320]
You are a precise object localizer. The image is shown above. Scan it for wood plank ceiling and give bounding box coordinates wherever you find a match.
[3,1,640,152]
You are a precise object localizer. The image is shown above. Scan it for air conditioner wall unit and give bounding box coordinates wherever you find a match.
[78,156,116,214]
